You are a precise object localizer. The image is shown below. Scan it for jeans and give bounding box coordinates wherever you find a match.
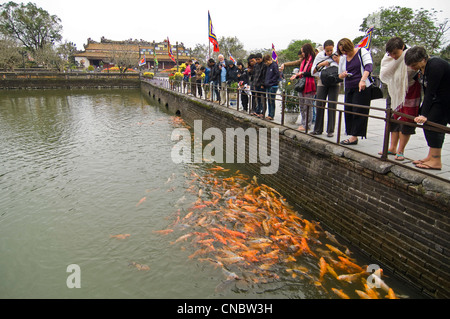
[255,87,266,115]
[266,86,278,118]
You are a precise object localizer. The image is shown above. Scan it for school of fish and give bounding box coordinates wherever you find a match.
[155,153,401,298]
[128,116,403,298]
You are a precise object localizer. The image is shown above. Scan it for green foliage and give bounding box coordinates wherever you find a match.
[0,1,63,52]
[278,39,317,63]
[440,44,450,62]
[360,6,449,54]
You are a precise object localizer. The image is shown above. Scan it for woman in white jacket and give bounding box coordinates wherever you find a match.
[311,40,340,137]
[379,37,421,161]
[337,38,373,145]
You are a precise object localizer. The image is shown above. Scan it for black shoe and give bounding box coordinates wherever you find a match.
[311,131,322,135]
[327,133,334,137]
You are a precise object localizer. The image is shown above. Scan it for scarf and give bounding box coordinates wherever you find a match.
[380,50,409,110]
[300,56,316,94]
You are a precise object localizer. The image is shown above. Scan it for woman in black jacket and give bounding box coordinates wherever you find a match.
[405,46,450,170]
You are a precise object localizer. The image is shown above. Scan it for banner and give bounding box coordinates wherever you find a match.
[272,43,278,64]
[167,37,176,63]
[208,11,220,52]
[139,55,146,66]
[356,27,374,50]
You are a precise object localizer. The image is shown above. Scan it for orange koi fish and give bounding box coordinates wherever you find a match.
[332,288,351,299]
[208,166,228,171]
[110,234,130,239]
[338,256,364,273]
[153,229,173,235]
[355,290,371,299]
[387,288,398,299]
[129,262,150,271]
[326,264,339,279]
[183,212,194,220]
[170,233,192,244]
[136,197,146,207]
[319,257,328,281]
[221,227,246,239]
[212,232,228,245]
[240,250,260,262]
[364,284,380,299]
[300,237,317,257]
[326,244,353,259]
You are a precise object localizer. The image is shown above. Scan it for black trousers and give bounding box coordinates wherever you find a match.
[344,87,371,138]
[314,84,339,134]
[423,102,449,148]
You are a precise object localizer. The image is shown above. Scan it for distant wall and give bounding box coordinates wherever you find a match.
[0,72,140,89]
[142,80,450,298]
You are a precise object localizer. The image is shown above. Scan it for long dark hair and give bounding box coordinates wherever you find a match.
[302,43,316,61]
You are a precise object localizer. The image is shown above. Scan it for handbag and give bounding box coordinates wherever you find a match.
[370,86,384,100]
[320,66,342,87]
[294,77,306,92]
[358,49,384,100]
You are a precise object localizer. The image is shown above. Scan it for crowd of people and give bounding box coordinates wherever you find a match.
[175,38,449,171]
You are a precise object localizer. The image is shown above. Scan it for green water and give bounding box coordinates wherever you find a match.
[0,89,422,299]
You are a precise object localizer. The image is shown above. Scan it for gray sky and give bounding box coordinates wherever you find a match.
[5,0,449,51]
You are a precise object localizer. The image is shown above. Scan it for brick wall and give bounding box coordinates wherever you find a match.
[0,72,140,89]
[142,81,450,298]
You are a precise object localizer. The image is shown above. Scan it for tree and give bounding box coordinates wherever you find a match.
[440,44,450,62]
[278,39,317,64]
[217,36,247,63]
[359,6,449,54]
[111,47,136,73]
[0,35,22,70]
[0,1,63,53]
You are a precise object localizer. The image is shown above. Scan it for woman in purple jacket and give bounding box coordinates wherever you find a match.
[337,38,373,145]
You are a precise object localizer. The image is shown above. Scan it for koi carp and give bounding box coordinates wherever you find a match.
[110,234,130,239]
[153,229,173,235]
[338,256,365,273]
[332,288,351,299]
[319,257,327,281]
[355,290,371,299]
[337,272,366,283]
[170,233,192,244]
[129,262,150,271]
[136,197,146,207]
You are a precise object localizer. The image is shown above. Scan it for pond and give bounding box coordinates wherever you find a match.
[0,89,422,299]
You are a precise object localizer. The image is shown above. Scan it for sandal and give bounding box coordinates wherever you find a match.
[395,153,405,161]
[340,139,358,145]
[378,150,395,156]
[298,126,306,132]
[415,163,442,170]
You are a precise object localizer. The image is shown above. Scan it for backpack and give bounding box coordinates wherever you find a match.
[320,66,342,87]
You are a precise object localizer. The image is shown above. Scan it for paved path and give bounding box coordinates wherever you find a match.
[272,95,450,181]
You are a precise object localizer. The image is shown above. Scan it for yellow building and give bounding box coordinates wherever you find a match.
[74,37,191,70]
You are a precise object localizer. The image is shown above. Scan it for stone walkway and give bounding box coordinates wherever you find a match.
[271,96,450,181]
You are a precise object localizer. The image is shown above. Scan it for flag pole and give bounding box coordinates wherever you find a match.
[208,10,211,59]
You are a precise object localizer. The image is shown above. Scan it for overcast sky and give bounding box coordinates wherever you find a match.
[4,0,449,51]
